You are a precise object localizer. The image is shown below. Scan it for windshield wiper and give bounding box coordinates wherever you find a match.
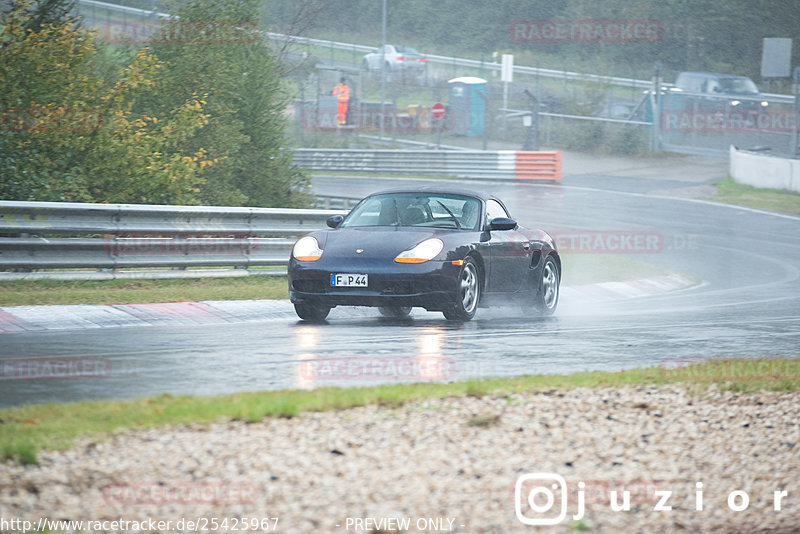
[436,200,461,229]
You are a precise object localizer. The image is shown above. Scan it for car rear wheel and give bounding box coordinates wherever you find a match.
[534,256,559,315]
[378,306,412,317]
[443,257,480,321]
[294,303,331,322]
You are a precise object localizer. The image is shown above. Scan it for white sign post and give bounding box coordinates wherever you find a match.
[501,54,513,138]
[501,54,514,83]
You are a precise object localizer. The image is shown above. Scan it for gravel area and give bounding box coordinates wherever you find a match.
[1,385,798,533]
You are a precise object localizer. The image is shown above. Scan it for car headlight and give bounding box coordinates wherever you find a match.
[761,101,769,107]
[395,238,444,264]
[730,100,740,106]
[293,236,323,262]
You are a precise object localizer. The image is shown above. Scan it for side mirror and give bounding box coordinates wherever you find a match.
[487,217,517,231]
[326,215,344,228]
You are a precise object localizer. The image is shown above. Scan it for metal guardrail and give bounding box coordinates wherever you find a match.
[268,32,653,89]
[78,0,170,18]
[0,201,345,271]
[0,201,341,236]
[314,196,360,210]
[293,148,562,181]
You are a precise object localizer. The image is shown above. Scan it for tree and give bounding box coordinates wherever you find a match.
[0,0,101,201]
[141,0,309,207]
[1,1,280,205]
[15,0,80,34]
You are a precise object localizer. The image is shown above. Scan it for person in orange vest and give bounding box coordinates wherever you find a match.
[332,77,350,126]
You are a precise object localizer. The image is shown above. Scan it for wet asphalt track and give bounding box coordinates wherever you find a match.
[2,173,799,408]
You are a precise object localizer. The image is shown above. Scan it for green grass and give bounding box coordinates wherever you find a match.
[1,358,797,465]
[713,176,800,216]
[0,276,289,306]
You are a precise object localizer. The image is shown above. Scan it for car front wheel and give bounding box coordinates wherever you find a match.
[534,256,559,315]
[294,303,331,322]
[443,257,480,321]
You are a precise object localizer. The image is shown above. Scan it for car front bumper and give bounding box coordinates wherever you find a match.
[288,257,462,311]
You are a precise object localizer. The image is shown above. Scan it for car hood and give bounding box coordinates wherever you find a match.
[319,227,442,258]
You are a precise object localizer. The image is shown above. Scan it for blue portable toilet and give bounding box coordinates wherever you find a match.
[448,76,486,136]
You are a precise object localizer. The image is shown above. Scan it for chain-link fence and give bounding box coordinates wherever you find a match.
[74,0,800,159]
[658,90,797,157]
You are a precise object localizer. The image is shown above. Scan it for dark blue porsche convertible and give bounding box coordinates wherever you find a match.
[288,187,560,321]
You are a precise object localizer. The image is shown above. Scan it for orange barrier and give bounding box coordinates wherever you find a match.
[514,151,562,182]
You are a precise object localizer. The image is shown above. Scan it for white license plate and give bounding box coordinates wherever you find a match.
[330,273,368,287]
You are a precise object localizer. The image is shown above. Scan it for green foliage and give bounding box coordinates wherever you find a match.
[1,0,307,207]
[140,0,309,207]
[2,440,39,465]
[1,1,99,201]
[16,0,81,34]
[1,1,207,203]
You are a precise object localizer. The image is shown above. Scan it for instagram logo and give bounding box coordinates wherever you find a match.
[514,473,569,526]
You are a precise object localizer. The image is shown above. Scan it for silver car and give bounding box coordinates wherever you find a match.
[362,44,426,79]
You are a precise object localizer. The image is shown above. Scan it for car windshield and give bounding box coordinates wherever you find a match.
[341,193,481,230]
[395,45,420,55]
[717,77,759,95]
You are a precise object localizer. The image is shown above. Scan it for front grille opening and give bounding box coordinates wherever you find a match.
[381,281,417,295]
[292,280,325,293]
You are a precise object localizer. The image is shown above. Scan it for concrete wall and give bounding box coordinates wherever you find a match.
[729,146,800,193]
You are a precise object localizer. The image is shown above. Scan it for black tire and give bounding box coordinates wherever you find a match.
[294,303,331,322]
[378,306,412,318]
[443,257,480,321]
[534,255,560,315]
